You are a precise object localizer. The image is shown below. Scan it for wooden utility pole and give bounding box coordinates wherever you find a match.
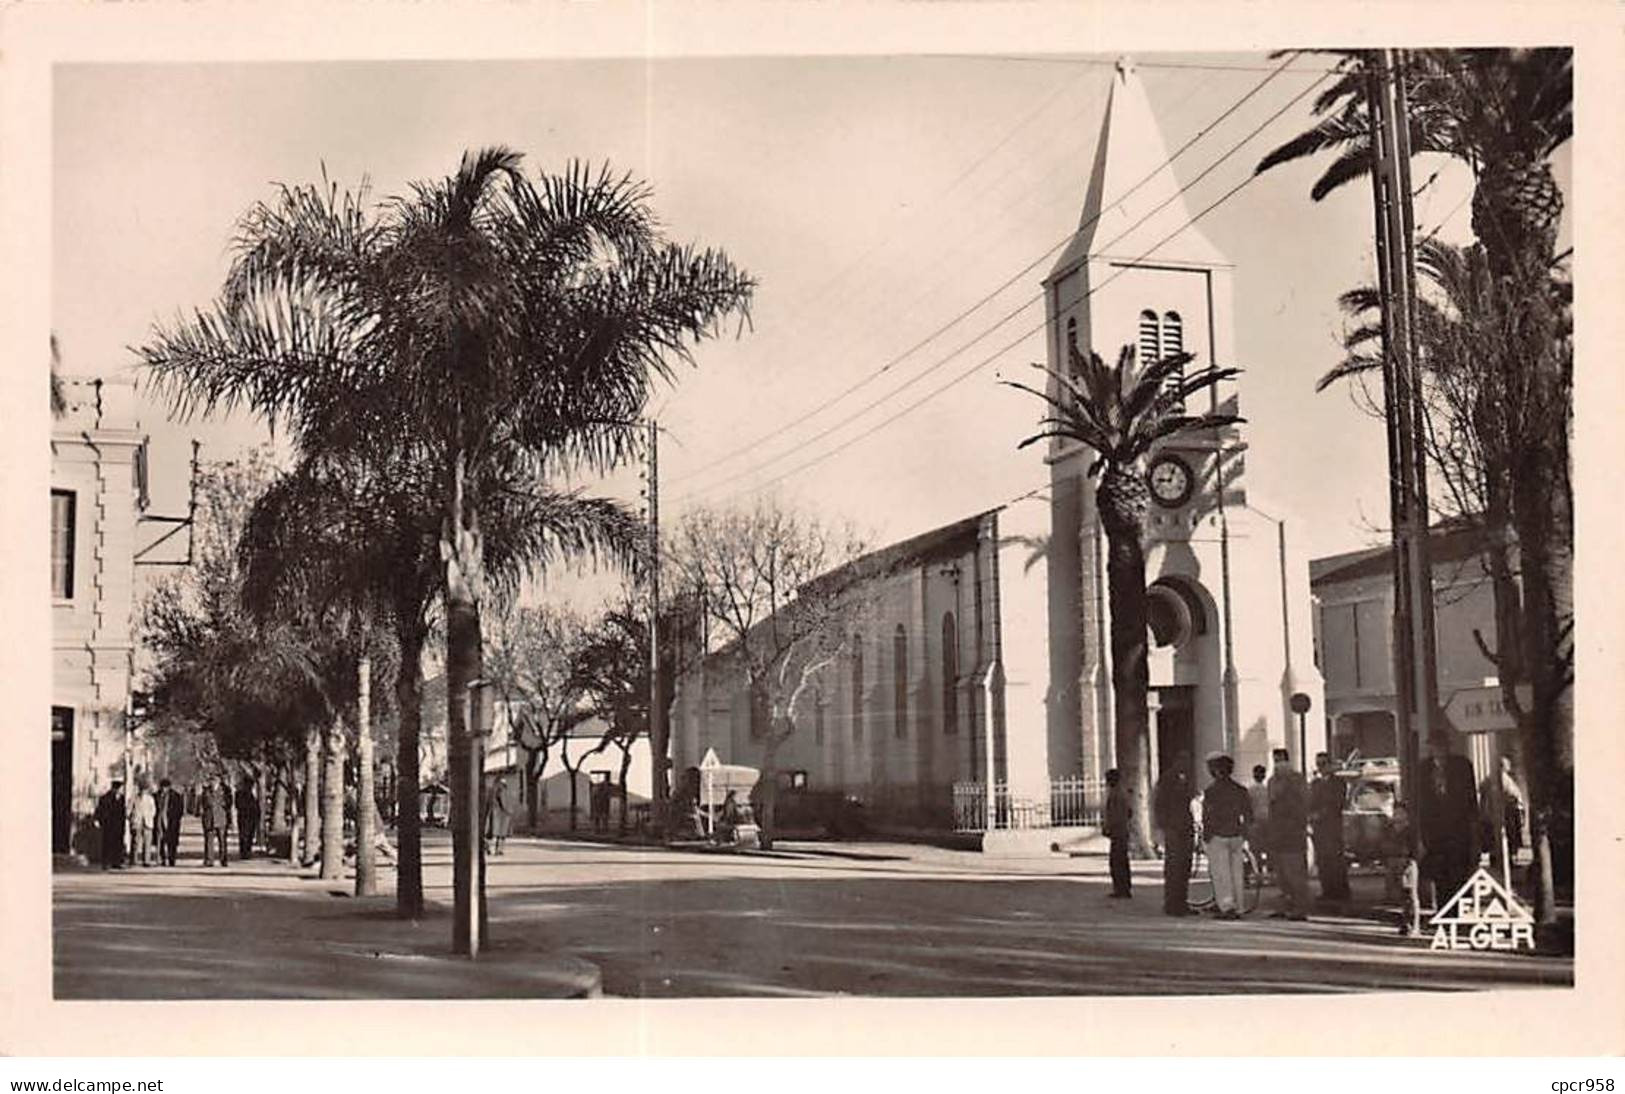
[1365,49,1441,796]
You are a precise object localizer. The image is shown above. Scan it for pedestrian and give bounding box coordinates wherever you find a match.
[484,774,513,856]
[235,777,261,860]
[1479,754,1526,871]
[1102,767,1132,899]
[1309,752,1351,902]
[154,778,184,866]
[1383,800,1421,936]
[1200,752,1252,919]
[1266,747,1313,920]
[130,779,157,867]
[1417,728,1478,908]
[1152,751,1196,917]
[94,779,126,870]
[1247,763,1271,875]
[200,780,230,867]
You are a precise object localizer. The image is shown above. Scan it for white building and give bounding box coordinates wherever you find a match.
[51,376,147,854]
[670,59,1325,836]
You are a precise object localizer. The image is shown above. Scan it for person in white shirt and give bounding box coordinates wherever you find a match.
[129,782,158,867]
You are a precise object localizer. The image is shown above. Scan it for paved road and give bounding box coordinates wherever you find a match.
[54,825,1572,998]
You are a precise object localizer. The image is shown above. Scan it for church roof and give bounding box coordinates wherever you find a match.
[1047,57,1231,282]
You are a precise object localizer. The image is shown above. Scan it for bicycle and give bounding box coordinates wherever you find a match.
[1187,838,1265,915]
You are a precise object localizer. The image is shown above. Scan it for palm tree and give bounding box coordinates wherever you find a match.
[1325,238,1573,920]
[139,149,752,950]
[1004,345,1241,855]
[1255,49,1571,278]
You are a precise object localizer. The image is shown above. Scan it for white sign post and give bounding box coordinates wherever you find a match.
[699,748,721,839]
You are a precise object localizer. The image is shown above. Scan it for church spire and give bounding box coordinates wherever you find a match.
[1049,56,1230,280]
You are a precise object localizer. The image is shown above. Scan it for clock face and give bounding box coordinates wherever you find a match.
[1148,455,1195,508]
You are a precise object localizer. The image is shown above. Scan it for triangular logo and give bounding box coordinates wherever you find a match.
[1430,867,1534,927]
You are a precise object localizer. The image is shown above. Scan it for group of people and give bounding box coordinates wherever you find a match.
[1101,728,1509,935]
[92,774,263,870]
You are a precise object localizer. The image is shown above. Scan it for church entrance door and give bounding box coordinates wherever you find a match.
[1153,686,1196,778]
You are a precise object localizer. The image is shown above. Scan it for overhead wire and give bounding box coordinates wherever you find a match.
[686,66,1335,506]
[671,54,1307,493]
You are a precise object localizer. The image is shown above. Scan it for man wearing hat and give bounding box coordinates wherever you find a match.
[1200,751,1252,919]
[1309,752,1352,902]
[93,779,126,870]
[1152,751,1196,916]
[1267,747,1313,920]
[1417,728,1479,908]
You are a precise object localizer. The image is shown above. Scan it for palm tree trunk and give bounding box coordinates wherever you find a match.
[320,713,346,880]
[444,455,487,954]
[395,623,426,918]
[355,653,378,897]
[1099,470,1154,857]
[302,724,321,867]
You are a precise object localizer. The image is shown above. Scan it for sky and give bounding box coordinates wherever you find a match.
[51,52,1572,602]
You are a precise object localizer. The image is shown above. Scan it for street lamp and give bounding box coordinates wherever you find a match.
[1290,692,1312,770]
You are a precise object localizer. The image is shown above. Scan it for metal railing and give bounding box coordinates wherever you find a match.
[952,776,1104,833]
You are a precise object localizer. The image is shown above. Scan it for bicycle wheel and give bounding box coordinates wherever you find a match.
[1187,845,1215,910]
[1240,846,1264,914]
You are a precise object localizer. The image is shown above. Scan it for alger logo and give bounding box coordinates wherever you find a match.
[1428,867,1536,952]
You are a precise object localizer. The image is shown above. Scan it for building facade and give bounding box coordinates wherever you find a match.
[1311,524,1513,782]
[51,376,146,854]
[668,59,1325,835]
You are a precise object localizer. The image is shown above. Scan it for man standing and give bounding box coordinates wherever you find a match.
[1417,728,1478,908]
[235,777,261,860]
[94,779,126,870]
[1479,754,1526,873]
[200,781,230,867]
[1153,751,1195,917]
[1102,768,1132,899]
[1309,752,1351,903]
[1201,752,1252,919]
[154,778,184,867]
[1247,763,1271,873]
[1266,748,1312,921]
[130,779,157,867]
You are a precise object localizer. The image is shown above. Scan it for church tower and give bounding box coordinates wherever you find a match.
[1040,59,1318,789]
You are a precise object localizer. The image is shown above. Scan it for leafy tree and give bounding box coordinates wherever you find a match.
[1003,346,1240,855]
[138,149,750,951]
[665,499,868,849]
[572,596,652,835]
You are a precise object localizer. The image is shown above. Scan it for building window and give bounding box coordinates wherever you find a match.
[893,625,908,739]
[51,490,75,600]
[789,770,809,790]
[1064,316,1079,371]
[1137,309,1160,368]
[1162,311,1185,412]
[851,636,864,742]
[941,612,959,735]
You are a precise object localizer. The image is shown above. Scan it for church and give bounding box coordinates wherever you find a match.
[668,60,1325,838]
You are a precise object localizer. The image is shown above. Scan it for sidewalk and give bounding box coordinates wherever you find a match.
[53,820,600,1000]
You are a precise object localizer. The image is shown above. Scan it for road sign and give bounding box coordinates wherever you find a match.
[1443,685,1529,734]
[699,747,722,770]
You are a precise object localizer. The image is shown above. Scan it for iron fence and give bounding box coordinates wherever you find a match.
[952,776,1105,833]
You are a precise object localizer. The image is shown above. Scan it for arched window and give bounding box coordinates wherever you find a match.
[893,625,909,739]
[1138,309,1160,367]
[1064,316,1079,371]
[851,635,864,742]
[1162,311,1186,412]
[941,612,959,736]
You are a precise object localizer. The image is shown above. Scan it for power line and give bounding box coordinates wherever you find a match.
[917,54,1345,75]
[672,53,1306,493]
[689,69,1334,506]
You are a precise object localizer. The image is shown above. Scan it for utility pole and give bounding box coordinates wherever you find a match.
[644,419,669,825]
[1365,49,1441,801]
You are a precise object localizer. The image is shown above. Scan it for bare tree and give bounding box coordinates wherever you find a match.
[485,600,592,831]
[665,498,868,849]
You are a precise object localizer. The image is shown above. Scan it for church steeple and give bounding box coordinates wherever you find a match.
[1048,56,1230,281]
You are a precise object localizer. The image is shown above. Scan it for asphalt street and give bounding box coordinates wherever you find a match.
[53,823,1573,998]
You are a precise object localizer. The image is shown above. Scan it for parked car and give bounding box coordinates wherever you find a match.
[1340,758,1400,865]
[756,784,868,838]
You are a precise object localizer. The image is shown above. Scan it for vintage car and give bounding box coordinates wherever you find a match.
[754,784,868,839]
[1340,757,1401,865]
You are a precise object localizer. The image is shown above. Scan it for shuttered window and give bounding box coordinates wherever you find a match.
[51,490,75,600]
